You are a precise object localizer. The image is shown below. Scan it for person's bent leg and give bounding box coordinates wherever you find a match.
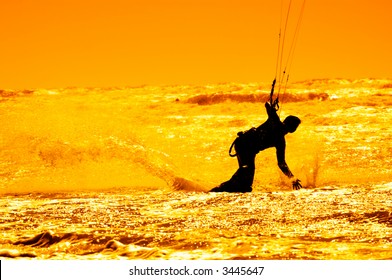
[210,164,255,193]
[210,136,257,193]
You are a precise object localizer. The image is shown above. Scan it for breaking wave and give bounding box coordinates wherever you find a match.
[0,89,35,99]
[13,232,90,247]
[184,92,329,105]
[3,231,166,259]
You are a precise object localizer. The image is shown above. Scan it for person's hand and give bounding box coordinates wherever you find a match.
[271,97,280,111]
[292,178,302,190]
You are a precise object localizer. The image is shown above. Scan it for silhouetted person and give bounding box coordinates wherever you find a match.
[210,100,302,192]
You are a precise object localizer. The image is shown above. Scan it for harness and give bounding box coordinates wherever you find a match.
[228,127,258,157]
[229,140,237,157]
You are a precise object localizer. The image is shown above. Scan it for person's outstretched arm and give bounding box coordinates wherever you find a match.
[265,102,280,121]
[276,141,302,190]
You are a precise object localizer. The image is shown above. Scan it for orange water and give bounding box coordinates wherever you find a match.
[1,79,391,259]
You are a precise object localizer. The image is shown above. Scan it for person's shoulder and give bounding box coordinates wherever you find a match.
[274,123,286,137]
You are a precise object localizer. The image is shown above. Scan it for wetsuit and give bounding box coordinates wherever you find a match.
[210,102,294,193]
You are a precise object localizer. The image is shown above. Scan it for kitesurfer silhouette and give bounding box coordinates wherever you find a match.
[210,97,302,192]
[210,0,307,193]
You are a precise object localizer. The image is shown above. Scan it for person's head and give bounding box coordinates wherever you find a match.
[283,115,301,133]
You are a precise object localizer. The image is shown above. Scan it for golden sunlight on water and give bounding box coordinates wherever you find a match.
[0,79,392,259]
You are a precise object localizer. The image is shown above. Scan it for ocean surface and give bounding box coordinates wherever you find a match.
[1,78,391,259]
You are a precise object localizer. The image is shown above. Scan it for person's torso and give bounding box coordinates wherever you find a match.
[255,118,285,151]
